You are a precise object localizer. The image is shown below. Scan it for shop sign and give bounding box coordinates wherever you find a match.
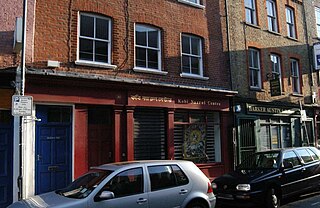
[270,79,281,96]
[176,98,221,106]
[247,104,297,115]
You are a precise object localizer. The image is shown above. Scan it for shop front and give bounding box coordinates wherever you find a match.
[234,101,315,164]
[21,75,236,198]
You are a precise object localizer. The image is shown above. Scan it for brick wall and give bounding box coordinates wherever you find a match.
[31,0,231,90]
[228,0,312,104]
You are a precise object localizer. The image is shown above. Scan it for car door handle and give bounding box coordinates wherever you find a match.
[136,198,147,204]
[179,189,188,195]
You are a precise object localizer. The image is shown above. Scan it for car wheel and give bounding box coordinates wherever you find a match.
[266,188,280,208]
[186,200,207,208]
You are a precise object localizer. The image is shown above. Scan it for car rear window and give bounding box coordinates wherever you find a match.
[296,149,314,163]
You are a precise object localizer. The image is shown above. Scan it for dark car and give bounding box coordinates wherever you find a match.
[212,147,320,208]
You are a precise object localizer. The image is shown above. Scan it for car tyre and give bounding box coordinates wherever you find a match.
[266,188,280,208]
[186,200,207,208]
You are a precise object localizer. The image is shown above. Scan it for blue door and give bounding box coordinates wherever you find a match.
[35,105,72,194]
[0,110,13,207]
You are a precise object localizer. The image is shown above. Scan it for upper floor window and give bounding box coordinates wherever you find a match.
[248,48,261,88]
[270,54,282,90]
[245,0,257,25]
[271,54,281,77]
[181,34,203,77]
[266,0,278,32]
[78,13,111,64]
[177,0,204,8]
[290,59,300,94]
[286,7,296,39]
[135,24,161,71]
[315,7,320,38]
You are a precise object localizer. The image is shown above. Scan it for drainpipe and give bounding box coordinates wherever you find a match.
[18,0,28,200]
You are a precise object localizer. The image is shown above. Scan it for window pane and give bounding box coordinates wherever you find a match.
[95,41,108,63]
[245,0,253,8]
[182,36,190,54]
[296,149,313,163]
[182,55,190,73]
[148,166,175,191]
[148,30,158,48]
[79,39,93,61]
[136,47,146,67]
[147,49,158,69]
[260,126,271,151]
[191,57,200,75]
[80,15,94,37]
[191,37,200,55]
[271,126,279,149]
[96,18,109,40]
[136,26,147,46]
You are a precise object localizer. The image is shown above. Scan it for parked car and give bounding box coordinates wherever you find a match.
[9,160,216,208]
[212,147,320,208]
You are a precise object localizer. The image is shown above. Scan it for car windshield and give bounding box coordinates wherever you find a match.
[56,169,113,199]
[237,152,280,170]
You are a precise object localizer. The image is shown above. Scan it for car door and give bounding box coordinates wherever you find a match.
[90,167,149,208]
[280,150,306,197]
[295,148,319,190]
[147,164,192,208]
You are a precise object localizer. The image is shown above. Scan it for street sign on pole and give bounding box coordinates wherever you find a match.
[12,95,33,116]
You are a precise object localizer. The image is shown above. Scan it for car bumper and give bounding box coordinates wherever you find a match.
[215,190,264,207]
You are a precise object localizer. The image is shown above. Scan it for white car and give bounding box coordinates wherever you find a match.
[9,160,216,208]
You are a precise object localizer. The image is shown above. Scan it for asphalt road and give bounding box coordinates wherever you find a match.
[281,191,320,208]
[217,190,320,208]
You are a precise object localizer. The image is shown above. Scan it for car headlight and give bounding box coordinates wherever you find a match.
[236,184,251,191]
[211,182,217,189]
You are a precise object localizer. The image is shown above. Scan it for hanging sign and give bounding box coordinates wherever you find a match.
[270,79,281,96]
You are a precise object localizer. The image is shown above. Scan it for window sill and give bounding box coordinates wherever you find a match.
[285,36,298,42]
[177,0,205,9]
[245,22,261,29]
[250,87,264,92]
[133,67,168,75]
[291,93,303,97]
[75,60,117,69]
[266,30,281,36]
[180,73,209,80]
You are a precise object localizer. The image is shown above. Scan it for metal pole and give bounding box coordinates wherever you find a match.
[18,0,28,200]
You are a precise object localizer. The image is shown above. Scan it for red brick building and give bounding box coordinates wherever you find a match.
[0,0,236,203]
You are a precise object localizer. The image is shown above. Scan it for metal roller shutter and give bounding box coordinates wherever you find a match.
[134,108,166,160]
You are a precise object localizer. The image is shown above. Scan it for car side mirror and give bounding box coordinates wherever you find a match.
[95,191,115,202]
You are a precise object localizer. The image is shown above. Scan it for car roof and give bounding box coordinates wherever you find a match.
[92,160,192,171]
[256,146,316,154]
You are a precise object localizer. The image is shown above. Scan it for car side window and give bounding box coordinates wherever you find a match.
[148,165,176,191]
[308,148,320,160]
[306,149,318,161]
[172,165,189,185]
[283,151,301,168]
[102,168,143,198]
[296,149,314,163]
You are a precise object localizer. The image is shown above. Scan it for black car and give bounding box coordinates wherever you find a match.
[212,147,320,208]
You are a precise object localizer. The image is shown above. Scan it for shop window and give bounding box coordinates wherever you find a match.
[259,118,291,151]
[174,111,221,163]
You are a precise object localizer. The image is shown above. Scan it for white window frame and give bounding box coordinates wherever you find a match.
[266,0,278,32]
[245,0,257,25]
[271,54,282,91]
[134,24,166,75]
[249,48,261,89]
[177,0,205,9]
[180,34,207,79]
[76,13,116,69]
[315,7,320,38]
[290,59,301,94]
[286,7,296,39]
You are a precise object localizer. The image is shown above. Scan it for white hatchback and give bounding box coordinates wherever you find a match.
[9,160,216,208]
